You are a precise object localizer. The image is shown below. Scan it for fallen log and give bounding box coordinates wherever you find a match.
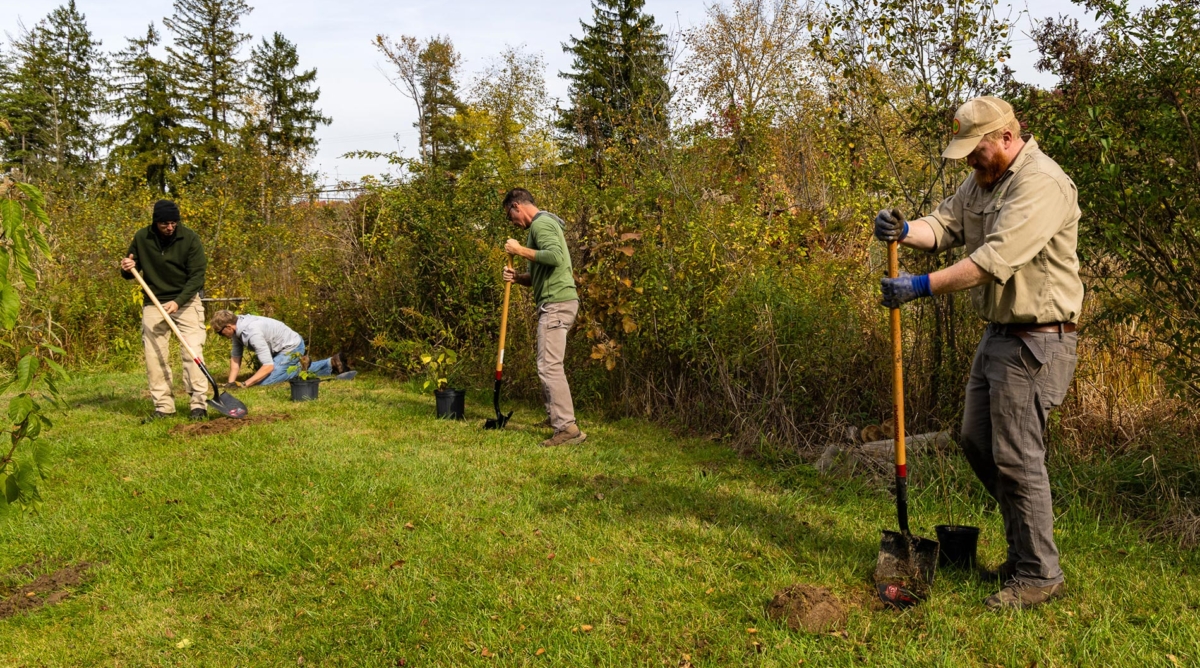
[816,431,951,474]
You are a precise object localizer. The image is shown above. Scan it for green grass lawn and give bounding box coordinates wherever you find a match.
[1,372,1198,666]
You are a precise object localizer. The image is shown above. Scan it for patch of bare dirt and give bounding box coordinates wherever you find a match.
[766,584,847,633]
[170,413,287,437]
[0,563,92,619]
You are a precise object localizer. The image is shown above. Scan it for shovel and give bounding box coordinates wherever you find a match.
[484,256,514,430]
[129,268,248,419]
[873,238,938,609]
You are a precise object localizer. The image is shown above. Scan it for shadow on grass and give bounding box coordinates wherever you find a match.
[542,470,882,583]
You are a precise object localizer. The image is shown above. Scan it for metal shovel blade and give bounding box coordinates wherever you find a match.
[874,530,939,609]
[484,411,512,430]
[208,391,248,419]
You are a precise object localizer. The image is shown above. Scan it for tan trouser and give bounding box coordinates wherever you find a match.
[536,300,579,431]
[142,296,208,413]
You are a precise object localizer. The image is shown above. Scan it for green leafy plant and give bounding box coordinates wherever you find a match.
[0,173,66,511]
[286,351,319,381]
[419,348,458,392]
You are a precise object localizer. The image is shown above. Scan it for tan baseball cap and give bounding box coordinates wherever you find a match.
[942,96,1017,159]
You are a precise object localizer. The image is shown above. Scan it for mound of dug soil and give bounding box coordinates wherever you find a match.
[170,413,287,437]
[766,584,847,633]
[0,563,92,619]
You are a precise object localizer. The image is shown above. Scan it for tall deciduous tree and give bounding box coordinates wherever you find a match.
[374,34,471,171]
[0,1,108,173]
[110,24,187,192]
[468,46,552,172]
[559,0,671,154]
[248,32,330,158]
[164,0,252,163]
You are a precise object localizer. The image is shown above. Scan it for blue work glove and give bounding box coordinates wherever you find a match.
[874,209,909,242]
[880,272,932,308]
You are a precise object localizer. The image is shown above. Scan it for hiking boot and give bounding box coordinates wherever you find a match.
[984,580,1065,610]
[541,424,587,447]
[330,352,350,375]
[189,408,207,421]
[142,410,174,424]
[980,560,1017,583]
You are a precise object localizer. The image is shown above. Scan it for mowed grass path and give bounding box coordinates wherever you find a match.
[1,373,1198,666]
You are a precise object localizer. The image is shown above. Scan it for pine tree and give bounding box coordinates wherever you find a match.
[110,24,187,192]
[0,1,108,172]
[374,34,472,171]
[247,32,330,158]
[560,0,671,152]
[417,38,471,171]
[163,0,252,162]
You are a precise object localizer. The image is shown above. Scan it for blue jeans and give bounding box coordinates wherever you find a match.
[259,341,334,386]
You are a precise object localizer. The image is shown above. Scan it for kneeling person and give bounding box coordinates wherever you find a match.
[210,310,348,387]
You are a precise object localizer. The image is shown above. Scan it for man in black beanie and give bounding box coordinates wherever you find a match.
[119,199,209,422]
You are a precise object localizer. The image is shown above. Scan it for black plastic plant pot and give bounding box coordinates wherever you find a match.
[434,388,466,420]
[289,377,321,402]
[934,524,981,569]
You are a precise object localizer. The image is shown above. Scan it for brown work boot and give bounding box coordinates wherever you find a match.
[984,580,1065,610]
[980,560,1017,583]
[330,352,348,374]
[541,424,587,447]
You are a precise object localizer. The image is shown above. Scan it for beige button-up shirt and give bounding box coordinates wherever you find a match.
[920,137,1084,324]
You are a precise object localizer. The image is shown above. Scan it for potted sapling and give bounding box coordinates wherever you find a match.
[287,352,321,402]
[420,348,465,419]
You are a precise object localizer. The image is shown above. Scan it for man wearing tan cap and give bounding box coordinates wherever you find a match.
[873,96,1083,610]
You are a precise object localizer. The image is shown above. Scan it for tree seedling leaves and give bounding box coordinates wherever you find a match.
[8,394,35,424]
[15,355,38,392]
[0,285,18,330]
[5,474,18,504]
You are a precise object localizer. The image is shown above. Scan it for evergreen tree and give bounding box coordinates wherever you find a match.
[374,34,471,171]
[110,24,187,192]
[247,32,330,158]
[560,0,671,153]
[417,38,471,171]
[164,0,252,162]
[0,1,108,172]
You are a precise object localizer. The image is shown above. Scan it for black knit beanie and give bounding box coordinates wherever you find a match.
[152,199,180,224]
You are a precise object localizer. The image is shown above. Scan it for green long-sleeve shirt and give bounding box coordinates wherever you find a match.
[525,211,578,307]
[121,224,207,306]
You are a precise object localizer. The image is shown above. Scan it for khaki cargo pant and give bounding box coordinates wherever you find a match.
[142,296,208,414]
[959,326,1078,587]
[536,300,579,432]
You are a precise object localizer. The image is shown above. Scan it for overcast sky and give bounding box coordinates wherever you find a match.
[3,0,1112,184]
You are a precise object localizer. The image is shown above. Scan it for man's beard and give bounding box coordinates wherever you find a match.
[972,151,1009,189]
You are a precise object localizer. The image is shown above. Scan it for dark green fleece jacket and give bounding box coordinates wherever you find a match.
[121,224,207,306]
[524,211,578,307]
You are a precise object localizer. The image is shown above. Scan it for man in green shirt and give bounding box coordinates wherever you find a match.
[501,188,586,447]
[119,199,209,422]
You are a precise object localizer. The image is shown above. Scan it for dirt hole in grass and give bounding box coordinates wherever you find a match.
[170,413,287,437]
[0,563,92,619]
[766,584,847,633]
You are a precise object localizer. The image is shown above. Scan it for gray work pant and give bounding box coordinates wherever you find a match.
[959,326,1078,587]
[536,300,579,431]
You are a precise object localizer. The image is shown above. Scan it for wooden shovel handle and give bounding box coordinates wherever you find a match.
[888,241,907,474]
[129,267,203,363]
[495,256,513,376]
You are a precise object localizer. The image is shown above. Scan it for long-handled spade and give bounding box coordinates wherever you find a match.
[873,238,939,609]
[129,268,248,419]
[484,256,514,430]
